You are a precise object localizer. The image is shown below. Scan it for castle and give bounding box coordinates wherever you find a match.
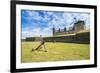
[53,20,85,36]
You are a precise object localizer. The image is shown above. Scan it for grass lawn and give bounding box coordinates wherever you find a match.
[21,41,90,63]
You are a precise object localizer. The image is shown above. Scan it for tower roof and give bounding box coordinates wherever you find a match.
[74,20,85,25]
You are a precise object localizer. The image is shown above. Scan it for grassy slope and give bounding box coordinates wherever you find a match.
[21,42,90,63]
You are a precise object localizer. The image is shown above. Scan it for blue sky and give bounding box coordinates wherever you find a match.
[21,10,90,39]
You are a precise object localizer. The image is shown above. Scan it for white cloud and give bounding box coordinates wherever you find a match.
[25,10,43,21]
[22,30,29,39]
[32,28,41,32]
[26,11,35,16]
[41,27,52,37]
[22,27,52,39]
[47,12,54,16]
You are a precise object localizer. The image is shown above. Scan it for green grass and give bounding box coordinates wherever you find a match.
[21,41,90,63]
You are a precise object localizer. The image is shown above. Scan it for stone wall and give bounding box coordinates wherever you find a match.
[25,32,90,44]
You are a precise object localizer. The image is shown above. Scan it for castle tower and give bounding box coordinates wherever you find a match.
[53,25,55,36]
[64,27,66,32]
[58,28,60,32]
[74,21,85,32]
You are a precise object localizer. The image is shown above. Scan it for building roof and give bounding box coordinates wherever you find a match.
[74,20,85,24]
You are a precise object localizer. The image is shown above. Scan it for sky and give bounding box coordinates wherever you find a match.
[21,10,90,39]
